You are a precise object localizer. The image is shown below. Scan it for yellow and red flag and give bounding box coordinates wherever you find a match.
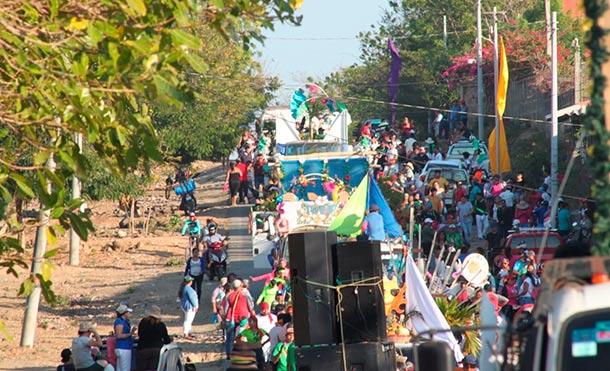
[489,36,512,174]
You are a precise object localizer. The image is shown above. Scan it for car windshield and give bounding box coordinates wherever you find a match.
[448,144,488,157]
[284,142,343,156]
[509,236,537,250]
[425,169,468,183]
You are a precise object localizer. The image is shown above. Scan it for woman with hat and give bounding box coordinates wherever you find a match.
[178,276,199,339]
[136,305,172,371]
[114,304,136,371]
[514,199,531,227]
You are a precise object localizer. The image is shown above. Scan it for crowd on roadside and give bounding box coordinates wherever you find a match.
[56,108,596,371]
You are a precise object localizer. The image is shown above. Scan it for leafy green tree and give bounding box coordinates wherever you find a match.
[0,0,301,344]
[154,27,279,162]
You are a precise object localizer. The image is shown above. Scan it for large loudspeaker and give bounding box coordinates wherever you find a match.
[295,342,397,371]
[333,241,386,344]
[289,231,338,346]
[414,341,455,371]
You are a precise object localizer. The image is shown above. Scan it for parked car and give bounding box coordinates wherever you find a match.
[504,228,565,263]
[421,159,463,175]
[446,140,489,161]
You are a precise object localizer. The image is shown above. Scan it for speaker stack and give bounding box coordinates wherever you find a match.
[289,233,395,371]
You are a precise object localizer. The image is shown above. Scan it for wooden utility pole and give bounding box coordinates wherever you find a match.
[20,153,55,347]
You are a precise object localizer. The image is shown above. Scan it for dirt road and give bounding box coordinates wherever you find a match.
[0,162,266,370]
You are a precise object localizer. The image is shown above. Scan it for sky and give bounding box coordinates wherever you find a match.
[258,0,388,103]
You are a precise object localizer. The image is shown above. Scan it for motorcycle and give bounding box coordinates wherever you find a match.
[207,239,229,281]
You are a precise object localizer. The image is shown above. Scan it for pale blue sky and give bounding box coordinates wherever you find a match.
[258,0,388,102]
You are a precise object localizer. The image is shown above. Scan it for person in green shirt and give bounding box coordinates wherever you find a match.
[239,316,268,369]
[256,279,280,306]
[272,326,296,371]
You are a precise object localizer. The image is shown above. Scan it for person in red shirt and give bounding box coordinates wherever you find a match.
[454,180,468,205]
[235,160,250,204]
[221,279,255,358]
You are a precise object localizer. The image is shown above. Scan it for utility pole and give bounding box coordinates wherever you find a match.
[443,15,448,49]
[69,133,83,266]
[20,153,55,347]
[493,7,500,173]
[573,38,581,105]
[476,0,484,140]
[551,12,559,224]
[545,0,552,56]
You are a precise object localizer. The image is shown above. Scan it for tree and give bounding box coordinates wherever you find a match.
[153,26,278,162]
[0,0,301,345]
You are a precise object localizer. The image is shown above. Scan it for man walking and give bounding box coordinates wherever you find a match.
[456,195,474,243]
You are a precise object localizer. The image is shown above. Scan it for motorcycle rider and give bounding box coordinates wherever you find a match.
[181,212,202,248]
[203,224,228,278]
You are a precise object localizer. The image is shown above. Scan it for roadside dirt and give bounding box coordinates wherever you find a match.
[0,161,239,371]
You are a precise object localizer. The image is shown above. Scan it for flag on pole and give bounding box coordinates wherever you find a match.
[387,39,402,126]
[489,36,512,174]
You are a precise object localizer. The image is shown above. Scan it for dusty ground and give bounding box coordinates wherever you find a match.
[0,162,264,371]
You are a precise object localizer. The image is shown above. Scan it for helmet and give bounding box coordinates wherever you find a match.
[208,225,217,233]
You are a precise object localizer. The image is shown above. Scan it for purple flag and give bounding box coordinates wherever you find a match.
[387,39,402,125]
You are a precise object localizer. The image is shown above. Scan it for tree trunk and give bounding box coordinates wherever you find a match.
[129,197,135,236]
[20,154,55,347]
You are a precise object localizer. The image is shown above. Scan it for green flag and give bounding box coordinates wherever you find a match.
[329,176,368,237]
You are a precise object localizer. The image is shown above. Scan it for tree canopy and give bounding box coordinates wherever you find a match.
[0,0,301,309]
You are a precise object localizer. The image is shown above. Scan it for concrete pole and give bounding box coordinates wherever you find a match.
[20,153,55,347]
[493,7,500,174]
[551,12,559,224]
[573,38,581,105]
[545,0,552,56]
[69,133,82,266]
[476,0,484,140]
[443,15,448,49]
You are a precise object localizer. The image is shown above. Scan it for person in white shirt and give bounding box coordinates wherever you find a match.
[431,147,443,161]
[256,302,277,361]
[404,134,417,156]
[499,187,515,208]
[267,313,289,362]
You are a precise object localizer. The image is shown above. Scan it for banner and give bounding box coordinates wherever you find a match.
[387,39,402,125]
[489,36,512,174]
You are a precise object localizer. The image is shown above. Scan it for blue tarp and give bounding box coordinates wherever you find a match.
[281,157,369,196]
[367,177,403,239]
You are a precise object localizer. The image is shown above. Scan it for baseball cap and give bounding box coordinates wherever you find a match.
[184,275,194,282]
[78,321,96,333]
[145,305,162,319]
[116,304,133,315]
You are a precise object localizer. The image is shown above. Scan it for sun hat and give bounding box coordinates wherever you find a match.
[78,321,96,333]
[145,305,162,319]
[116,304,133,315]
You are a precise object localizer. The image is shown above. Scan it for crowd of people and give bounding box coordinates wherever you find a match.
[57,109,595,371]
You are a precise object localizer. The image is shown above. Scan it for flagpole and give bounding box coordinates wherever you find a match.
[493,7,500,174]
[551,11,559,223]
[476,0,484,141]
